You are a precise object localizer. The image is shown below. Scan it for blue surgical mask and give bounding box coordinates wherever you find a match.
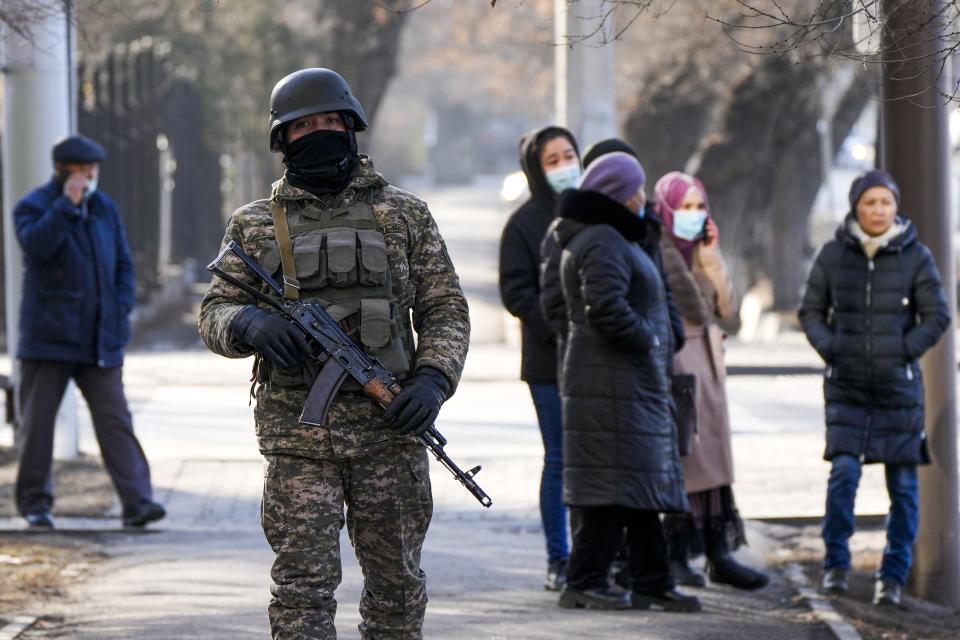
[545,164,581,194]
[672,209,708,241]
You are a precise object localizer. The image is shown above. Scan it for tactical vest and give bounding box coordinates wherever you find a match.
[258,196,415,389]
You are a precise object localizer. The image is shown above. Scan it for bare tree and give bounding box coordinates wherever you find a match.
[0,0,69,39]
[75,0,418,197]
[707,1,960,102]
[612,0,874,309]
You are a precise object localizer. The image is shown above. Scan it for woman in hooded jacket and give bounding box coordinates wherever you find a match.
[799,170,949,606]
[655,171,768,591]
[550,153,699,613]
[498,126,580,591]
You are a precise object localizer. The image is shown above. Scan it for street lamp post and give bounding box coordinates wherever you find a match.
[2,4,79,459]
[554,0,617,146]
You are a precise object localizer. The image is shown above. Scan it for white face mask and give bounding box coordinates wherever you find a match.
[84,175,98,197]
[545,164,581,194]
[672,209,708,241]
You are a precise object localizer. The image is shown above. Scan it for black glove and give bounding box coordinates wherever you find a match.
[232,305,309,369]
[384,367,451,437]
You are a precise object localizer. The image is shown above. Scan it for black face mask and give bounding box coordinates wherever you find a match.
[282,129,359,196]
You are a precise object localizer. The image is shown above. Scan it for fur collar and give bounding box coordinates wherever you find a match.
[557,189,648,244]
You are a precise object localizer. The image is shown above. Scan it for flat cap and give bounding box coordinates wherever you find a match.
[52,135,106,164]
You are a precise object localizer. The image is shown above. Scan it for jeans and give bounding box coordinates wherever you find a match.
[822,454,919,585]
[529,383,569,563]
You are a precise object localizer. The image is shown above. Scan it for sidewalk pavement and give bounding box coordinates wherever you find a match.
[0,337,849,639]
[0,180,906,637]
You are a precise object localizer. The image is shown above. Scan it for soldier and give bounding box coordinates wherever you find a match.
[199,68,470,639]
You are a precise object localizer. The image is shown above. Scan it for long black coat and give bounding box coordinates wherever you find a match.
[499,127,579,383]
[799,216,950,465]
[552,189,687,512]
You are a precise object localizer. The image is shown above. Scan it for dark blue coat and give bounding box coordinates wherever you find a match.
[15,178,135,367]
[552,189,688,512]
[799,216,950,465]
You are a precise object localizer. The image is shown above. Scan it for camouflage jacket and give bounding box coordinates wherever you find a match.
[199,158,471,458]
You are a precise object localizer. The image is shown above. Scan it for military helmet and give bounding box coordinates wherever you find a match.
[268,68,368,152]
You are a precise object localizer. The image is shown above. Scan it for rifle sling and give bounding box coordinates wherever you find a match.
[270,199,300,301]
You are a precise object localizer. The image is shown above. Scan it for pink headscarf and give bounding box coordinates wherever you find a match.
[653,171,710,267]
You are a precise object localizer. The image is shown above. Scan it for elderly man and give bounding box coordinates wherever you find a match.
[13,134,164,529]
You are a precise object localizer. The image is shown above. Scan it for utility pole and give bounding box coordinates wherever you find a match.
[881,0,960,607]
[2,3,79,459]
[554,0,617,147]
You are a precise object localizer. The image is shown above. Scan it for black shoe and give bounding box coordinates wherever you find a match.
[24,511,55,529]
[631,588,702,612]
[122,500,166,527]
[558,586,631,610]
[820,567,849,595]
[545,558,568,592]
[873,578,901,606]
[611,560,631,590]
[706,553,769,590]
[670,559,707,588]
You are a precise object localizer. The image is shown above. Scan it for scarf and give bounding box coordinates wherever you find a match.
[848,218,903,259]
[282,129,359,196]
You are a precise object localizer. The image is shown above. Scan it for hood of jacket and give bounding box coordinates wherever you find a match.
[555,188,648,248]
[835,213,916,252]
[518,125,579,207]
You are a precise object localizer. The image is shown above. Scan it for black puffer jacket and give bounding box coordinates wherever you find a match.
[541,201,685,352]
[552,189,688,512]
[799,215,950,464]
[498,126,578,383]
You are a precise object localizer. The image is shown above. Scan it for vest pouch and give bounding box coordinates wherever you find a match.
[379,327,411,379]
[266,361,309,389]
[361,299,411,379]
[357,230,389,286]
[326,229,358,287]
[360,299,392,349]
[325,300,362,391]
[258,240,282,278]
[292,233,328,288]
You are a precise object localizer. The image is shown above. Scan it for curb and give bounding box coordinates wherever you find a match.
[784,563,862,640]
[0,616,36,640]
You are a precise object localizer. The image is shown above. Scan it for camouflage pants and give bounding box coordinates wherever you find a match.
[262,442,432,640]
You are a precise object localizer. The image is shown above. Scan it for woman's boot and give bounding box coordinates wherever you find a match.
[705,525,768,590]
[668,523,707,588]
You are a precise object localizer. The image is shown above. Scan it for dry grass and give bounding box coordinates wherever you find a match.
[0,446,115,518]
[0,447,111,624]
[0,535,104,615]
[763,521,960,640]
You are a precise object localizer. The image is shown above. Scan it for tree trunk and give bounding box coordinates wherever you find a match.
[625,54,870,310]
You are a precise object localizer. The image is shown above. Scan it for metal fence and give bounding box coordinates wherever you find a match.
[77,37,223,299]
[1,38,226,349]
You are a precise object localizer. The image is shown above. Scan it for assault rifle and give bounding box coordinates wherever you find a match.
[208,240,492,508]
